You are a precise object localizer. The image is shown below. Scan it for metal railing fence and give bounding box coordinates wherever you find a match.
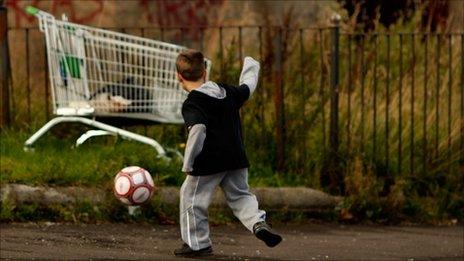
[3,21,463,193]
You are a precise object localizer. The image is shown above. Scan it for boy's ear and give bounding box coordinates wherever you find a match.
[202,70,206,81]
[177,72,184,83]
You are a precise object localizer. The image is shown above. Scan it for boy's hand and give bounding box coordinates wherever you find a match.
[243,56,259,66]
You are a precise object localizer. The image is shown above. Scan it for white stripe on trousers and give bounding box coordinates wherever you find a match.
[186,210,191,247]
[192,176,200,250]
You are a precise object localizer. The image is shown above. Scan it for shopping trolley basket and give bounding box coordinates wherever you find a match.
[24,7,211,157]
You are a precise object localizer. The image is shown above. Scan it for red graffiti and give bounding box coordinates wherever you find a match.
[139,0,224,39]
[153,0,224,27]
[5,0,41,26]
[6,0,104,27]
[7,0,224,37]
[50,0,104,24]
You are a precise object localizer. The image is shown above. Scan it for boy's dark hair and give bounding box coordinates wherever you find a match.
[176,49,205,81]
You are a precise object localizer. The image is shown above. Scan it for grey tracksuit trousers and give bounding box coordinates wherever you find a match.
[180,168,266,250]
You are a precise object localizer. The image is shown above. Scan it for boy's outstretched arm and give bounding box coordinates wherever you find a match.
[239,56,260,98]
[182,124,206,173]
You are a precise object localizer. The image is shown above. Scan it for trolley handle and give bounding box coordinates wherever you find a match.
[25,6,55,32]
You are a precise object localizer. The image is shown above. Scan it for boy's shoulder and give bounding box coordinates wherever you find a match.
[181,92,209,112]
[181,96,197,110]
[183,82,249,109]
[214,83,250,99]
[223,83,250,105]
[181,97,207,126]
[182,91,205,109]
[216,82,239,92]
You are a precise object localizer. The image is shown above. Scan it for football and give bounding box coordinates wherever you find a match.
[114,166,155,205]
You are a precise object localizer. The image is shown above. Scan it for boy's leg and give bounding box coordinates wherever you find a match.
[220,168,282,247]
[179,172,225,251]
[219,168,266,232]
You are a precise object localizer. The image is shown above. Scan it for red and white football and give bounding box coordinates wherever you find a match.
[114,166,155,205]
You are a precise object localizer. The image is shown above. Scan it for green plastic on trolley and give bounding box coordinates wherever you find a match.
[25,6,40,15]
[60,56,82,79]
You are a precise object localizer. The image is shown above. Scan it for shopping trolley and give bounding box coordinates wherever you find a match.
[24,7,211,158]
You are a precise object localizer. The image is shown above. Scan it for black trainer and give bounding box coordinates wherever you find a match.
[173,243,213,257]
[253,221,282,247]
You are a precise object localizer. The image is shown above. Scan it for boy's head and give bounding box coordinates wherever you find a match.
[176,49,206,90]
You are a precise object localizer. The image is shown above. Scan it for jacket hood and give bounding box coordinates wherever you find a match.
[194,81,226,99]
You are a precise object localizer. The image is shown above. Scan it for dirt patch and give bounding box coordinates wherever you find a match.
[0,222,462,260]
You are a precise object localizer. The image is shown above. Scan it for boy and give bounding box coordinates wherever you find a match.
[174,49,282,257]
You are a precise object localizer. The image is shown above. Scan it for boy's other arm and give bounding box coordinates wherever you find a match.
[239,56,260,98]
[182,124,206,173]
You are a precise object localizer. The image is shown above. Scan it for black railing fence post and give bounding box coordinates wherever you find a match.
[274,27,286,173]
[326,14,343,194]
[25,28,31,127]
[318,29,327,160]
[219,27,224,78]
[461,34,464,166]
[0,7,11,128]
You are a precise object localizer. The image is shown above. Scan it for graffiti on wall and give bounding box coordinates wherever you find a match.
[141,0,224,27]
[6,0,104,26]
[6,0,224,29]
[141,0,225,39]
